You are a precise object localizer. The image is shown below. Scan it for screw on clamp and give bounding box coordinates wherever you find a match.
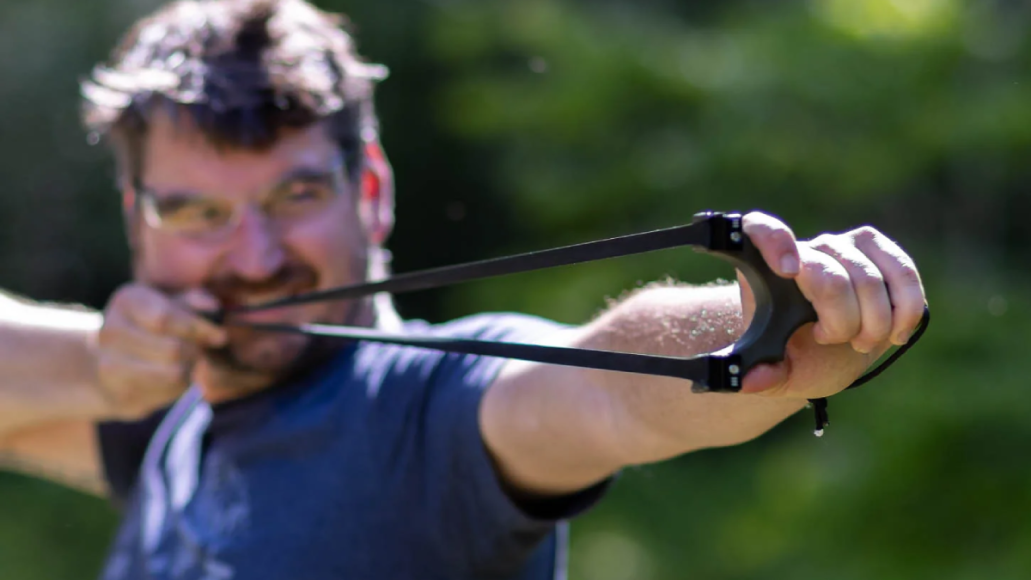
[692,211,745,251]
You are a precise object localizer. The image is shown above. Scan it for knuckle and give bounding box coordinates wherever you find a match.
[822,322,855,342]
[861,320,892,343]
[147,301,175,334]
[744,214,786,242]
[808,234,848,258]
[816,270,852,299]
[853,267,885,293]
[118,285,176,333]
[809,233,836,249]
[897,263,922,288]
[744,222,774,244]
[851,225,881,245]
[108,284,145,311]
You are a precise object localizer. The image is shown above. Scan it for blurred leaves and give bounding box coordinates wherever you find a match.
[1,0,1030,579]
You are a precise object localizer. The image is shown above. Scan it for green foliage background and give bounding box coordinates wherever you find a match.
[1,0,1029,578]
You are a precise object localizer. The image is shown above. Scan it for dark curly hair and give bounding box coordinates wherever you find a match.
[80,0,388,184]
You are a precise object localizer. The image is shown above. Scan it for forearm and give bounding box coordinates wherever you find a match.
[486,212,925,499]
[577,283,805,465]
[484,282,804,496]
[0,292,111,440]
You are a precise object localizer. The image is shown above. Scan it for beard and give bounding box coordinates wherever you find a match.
[200,324,346,391]
[197,256,368,394]
[131,226,378,398]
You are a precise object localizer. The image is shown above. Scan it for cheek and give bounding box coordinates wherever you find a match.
[283,203,367,286]
[138,231,220,288]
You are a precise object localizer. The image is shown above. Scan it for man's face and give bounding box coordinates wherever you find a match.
[131,109,372,384]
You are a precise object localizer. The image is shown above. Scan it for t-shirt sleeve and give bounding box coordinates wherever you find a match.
[94,406,169,508]
[416,313,615,576]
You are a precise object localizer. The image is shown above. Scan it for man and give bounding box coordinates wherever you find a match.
[0,0,926,578]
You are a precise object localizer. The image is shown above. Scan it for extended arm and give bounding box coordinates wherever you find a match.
[0,291,110,494]
[480,214,927,497]
[0,285,226,495]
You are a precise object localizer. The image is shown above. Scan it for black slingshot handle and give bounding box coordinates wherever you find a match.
[689,211,818,393]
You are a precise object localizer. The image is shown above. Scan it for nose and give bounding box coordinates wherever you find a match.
[225,205,286,281]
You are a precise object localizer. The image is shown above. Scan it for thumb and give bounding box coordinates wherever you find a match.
[175,288,221,319]
[172,289,228,347]
[739,361,790,394]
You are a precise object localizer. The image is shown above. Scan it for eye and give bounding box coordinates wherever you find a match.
[286,186,324,202]
[270,180,335,214]
[154,196,232,229]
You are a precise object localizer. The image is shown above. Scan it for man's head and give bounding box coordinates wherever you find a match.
[81,0,395,396]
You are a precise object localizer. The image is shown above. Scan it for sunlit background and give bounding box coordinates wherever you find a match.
[2,0,1030,578]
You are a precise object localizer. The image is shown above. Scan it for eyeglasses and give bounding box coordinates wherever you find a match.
[135,157,350,240]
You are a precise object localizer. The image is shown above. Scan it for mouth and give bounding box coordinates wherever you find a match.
[231,291,300,309]
[220,286,315,322]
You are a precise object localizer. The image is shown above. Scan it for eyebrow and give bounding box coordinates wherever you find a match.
[273,165,338,185]
[138,161,341,199]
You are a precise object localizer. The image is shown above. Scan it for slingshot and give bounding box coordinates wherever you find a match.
[208,211,930,436]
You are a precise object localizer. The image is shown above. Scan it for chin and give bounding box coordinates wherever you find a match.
[232,333,310,373]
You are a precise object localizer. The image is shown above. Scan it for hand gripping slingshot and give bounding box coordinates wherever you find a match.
[210,211,931,436]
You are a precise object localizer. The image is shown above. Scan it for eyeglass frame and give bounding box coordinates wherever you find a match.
[131,154,353,242]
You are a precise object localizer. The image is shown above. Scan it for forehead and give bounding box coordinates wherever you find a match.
[140,108,339,193]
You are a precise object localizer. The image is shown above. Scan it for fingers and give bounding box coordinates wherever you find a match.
[99,320,199,366]
[96,351,190,398]
[97,284,228,418]
[850,227,926,345]
[795,245,862,346]
[742,212,801,278]
[95,349,193,417]
[808,233,893,354]
[177,288,223,326]
[733,218,926,400]
[112,285,227,347]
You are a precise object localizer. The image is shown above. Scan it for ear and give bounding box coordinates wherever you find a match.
[358,138,395,246]
[122,187,135,216]
[119,180,143,263]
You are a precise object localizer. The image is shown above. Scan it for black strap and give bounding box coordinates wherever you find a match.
[234,321,712,382]
[807,303,931,435]
[226,222,711,313]
[211,211,929,436]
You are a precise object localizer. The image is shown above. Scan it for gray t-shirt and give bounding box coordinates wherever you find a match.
[95,313,610,580]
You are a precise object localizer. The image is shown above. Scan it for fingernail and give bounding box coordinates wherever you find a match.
[780,254,799,275]
[894,331,910,345]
